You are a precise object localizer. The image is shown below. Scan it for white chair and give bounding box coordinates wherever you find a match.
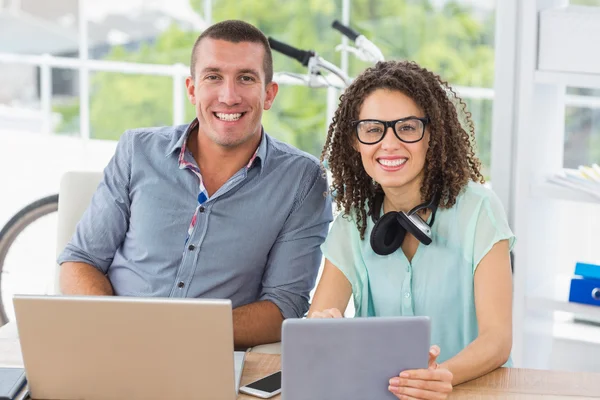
[54,171,103,294]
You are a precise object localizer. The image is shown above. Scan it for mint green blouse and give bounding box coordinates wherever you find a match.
[321,182,515,364]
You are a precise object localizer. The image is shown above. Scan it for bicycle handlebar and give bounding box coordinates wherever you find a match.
[268,37,314,67]
[331,20,359,41]
[331,20,385,63]
[269,36,351,89]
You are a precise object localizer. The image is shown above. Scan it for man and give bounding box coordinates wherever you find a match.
[58,20,332,349]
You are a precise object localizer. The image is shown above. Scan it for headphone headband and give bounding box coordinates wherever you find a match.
[371,191,439,226]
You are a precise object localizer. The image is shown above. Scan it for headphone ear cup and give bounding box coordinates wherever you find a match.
[370,212,406,255]
[397,213,432,245]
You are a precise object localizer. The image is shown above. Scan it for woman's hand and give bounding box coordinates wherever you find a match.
[388,345,453,399]
[308,308,343,318]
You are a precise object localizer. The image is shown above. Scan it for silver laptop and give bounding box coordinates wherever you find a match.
[281,316,430,400]
[13,295,245,400]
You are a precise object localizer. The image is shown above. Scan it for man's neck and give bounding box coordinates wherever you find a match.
[188,128,261,196]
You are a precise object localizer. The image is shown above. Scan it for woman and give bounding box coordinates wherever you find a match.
[310,60,514,400]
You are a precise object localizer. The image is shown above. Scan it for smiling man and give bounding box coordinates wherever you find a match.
[57,20,333,349]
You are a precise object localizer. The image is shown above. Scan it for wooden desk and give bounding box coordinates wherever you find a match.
[2,323,599,399]
[238,352,600,400]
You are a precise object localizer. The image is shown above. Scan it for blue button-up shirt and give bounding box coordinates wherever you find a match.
[57,121,333,319]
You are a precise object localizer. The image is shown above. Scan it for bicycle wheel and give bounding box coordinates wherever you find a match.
[0,195,59,326]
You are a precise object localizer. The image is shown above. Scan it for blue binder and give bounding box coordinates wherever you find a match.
[569,276,600,307]
[574,262,600,280]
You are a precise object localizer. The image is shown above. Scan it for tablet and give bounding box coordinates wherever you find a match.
[281,316,430,400]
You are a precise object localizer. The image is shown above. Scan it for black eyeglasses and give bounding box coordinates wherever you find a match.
[353,116,430,145]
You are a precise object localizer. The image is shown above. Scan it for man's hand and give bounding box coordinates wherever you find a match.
[388,345,453,400]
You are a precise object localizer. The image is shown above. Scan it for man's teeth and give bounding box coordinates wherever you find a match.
[378,159,407,167]
[215,112,242,121]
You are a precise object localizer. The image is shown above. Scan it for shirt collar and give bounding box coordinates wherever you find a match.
[165,119,197,157]
[252,127,268,174]
[165,118,268,174]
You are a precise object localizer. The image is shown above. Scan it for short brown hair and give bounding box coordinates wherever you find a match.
[322,60,485,239]
[190,20,273,84]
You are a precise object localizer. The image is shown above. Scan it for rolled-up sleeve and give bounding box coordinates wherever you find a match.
[56,131,133,273]
[259,163,333,319]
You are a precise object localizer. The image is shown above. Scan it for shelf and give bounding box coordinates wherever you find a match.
[553,315,600,345]
[525,314,600,345]
[526,275,600,321]
[535,70,600,90]
[531,182,600,204]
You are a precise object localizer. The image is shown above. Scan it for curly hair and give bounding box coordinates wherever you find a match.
[321,60,484,239]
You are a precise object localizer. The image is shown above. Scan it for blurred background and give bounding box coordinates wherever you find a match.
[1,0,599,373]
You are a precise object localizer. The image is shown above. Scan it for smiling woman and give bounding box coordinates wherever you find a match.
[309,60,514,400]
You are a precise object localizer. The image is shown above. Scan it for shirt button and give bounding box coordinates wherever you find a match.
[199,206,205,213]
[188,244,195,251]
[404,292,411,298]
[177,281,185,288]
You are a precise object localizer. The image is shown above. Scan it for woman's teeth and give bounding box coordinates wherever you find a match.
[378,158,407,167]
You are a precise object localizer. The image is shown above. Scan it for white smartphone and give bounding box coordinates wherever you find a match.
[239,370,282,398]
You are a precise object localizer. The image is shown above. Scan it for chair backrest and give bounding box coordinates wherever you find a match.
[54,171,103,294]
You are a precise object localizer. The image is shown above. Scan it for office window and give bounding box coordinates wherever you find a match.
[0,0,80,135]
[88,73,174,139]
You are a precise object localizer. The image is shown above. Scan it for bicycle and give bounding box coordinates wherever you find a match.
[0,20,384,326]
[0,194,58,325]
